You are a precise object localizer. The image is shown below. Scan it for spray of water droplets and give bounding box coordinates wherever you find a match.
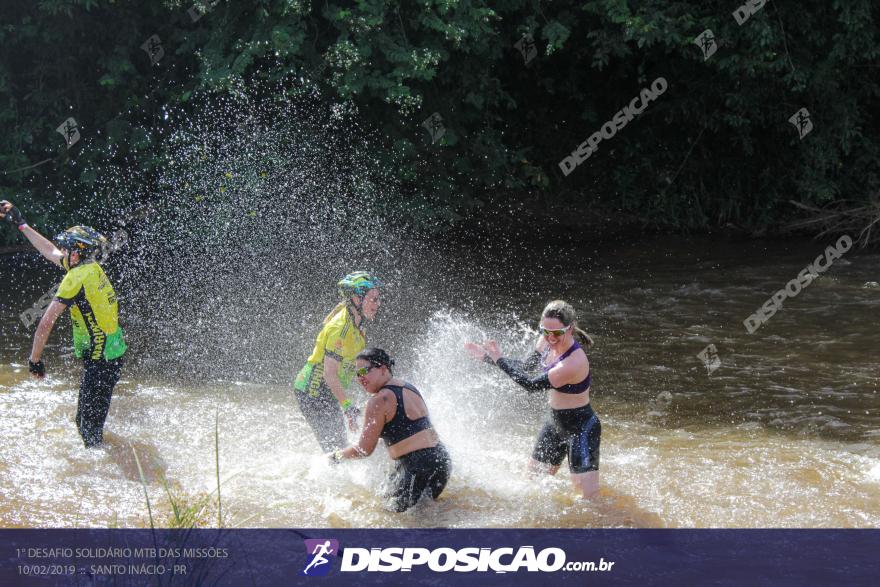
[59,84,493,383]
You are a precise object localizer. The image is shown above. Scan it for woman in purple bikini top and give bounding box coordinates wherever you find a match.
[465,299,602,499]
[540,341,592,394]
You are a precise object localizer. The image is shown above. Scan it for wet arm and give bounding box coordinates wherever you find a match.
[322,355,349,405]
[29,300,66,362]
[337,396,385,459]
[19,225,64,268]
[494,356,553,392]
[503,351,542,372]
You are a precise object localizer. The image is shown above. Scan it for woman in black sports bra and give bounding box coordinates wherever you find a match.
[466,300,601,498]
[328,348,452,512]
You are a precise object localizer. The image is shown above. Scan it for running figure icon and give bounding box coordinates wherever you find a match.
[302,540,336,576]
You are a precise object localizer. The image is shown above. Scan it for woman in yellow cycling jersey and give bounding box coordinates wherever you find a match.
[294,272,382,452]
[2,200,126,448]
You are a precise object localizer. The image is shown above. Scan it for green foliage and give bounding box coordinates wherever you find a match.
[1,0,879,242]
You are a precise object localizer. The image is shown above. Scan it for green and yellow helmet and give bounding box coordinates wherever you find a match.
[53,225,108,258]
[337,271,383,299]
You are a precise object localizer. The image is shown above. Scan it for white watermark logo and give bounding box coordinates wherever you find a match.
[733,0,769,26]
[422,112,446,144]
[559,77,668,176]
[141,34,164,65]
[744,235,852,334]
[188,0,220,23]
[515,33,537,65]
[694,30,718,60]
[697,344,721,374]
[56,117,80,148]
[789,108,813,139]
[19,284,61,329]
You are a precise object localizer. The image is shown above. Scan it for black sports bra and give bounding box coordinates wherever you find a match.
[379,383,433,446]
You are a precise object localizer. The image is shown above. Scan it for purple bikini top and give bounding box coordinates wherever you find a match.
[541,342,592,394]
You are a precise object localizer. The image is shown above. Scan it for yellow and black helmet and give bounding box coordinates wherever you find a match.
[53,225,108,257]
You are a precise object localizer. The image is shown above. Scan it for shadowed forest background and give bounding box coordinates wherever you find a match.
[1,0,878,243]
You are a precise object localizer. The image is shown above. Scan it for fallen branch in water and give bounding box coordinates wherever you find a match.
[785,196,880,247]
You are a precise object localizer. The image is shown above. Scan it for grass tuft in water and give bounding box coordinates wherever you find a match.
[133,412,238,529]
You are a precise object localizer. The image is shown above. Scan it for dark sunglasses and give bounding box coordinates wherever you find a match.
[356,364,380,377]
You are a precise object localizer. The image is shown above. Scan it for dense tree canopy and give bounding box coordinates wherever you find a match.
[1,0,878,243]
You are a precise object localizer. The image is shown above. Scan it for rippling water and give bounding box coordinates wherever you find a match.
[1,236,878,528]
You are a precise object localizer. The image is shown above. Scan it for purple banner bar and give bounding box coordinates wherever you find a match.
[1,529,877,586]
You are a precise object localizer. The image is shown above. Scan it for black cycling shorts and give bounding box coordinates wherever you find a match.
[532,403,600,473]
[386,443,452,512]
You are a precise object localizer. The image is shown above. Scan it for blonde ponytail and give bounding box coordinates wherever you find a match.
[573,326,594,349]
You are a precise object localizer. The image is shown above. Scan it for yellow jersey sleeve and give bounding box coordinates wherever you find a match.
[55,268,84,306]
[322,322,347,362]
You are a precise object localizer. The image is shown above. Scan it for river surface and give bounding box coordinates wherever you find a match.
[1,235,878,528]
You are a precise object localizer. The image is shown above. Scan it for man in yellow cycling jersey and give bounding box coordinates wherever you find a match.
[2,200,126,448]
[294,272,382,452]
